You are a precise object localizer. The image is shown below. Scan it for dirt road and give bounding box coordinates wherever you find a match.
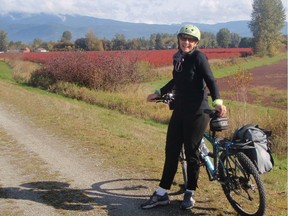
[1,100,233,216]
[0,100,170,216]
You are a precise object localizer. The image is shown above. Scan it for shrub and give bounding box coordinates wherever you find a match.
[28,51,152,92]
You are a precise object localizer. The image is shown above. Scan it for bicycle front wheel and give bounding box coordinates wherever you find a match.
[219,152,266,216]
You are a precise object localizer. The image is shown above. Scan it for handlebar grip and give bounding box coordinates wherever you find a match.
[204,109,219,118]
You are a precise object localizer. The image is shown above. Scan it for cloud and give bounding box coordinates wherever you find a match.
[0,0,286,24]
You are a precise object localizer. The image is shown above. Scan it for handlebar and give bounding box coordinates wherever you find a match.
[153,93,175,104]
[153,93,224,121]
[204,109,219,119]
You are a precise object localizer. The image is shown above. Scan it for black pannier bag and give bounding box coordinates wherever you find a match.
[233,124,274,174]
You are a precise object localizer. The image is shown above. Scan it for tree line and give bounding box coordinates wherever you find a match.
[0,27,251,53]
[0,0,286,56]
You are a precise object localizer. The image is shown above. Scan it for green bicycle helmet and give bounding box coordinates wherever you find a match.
[178,24,201,41]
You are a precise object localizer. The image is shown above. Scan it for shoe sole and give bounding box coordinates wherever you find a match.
[141,200,170,209]
[181,205,193,210]
[180,200,195,210]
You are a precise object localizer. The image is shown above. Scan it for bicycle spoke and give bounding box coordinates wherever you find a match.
[219,152,266,216]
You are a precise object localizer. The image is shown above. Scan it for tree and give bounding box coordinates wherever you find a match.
[102,38,113,51]
[8,41,27,50]
[216,28,231,48]
[41,41,54,51]
[32,38,43,50]
[149,33,175,49]
[230,33,242,48]
[137,37,151,50]
[85,30,104,51]
[61,31,72,42]
[155,33,164,50]
[75,38,88,50]
[0,30,9,52]
[239,37,254,48]
[53,41,74,51]
[127,38,140,50]
[111,34,127,50]
[249,0,286,56]
[160,33,177,49]
[201,32,217,48]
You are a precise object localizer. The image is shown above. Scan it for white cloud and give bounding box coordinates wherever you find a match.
[0,0,287,24]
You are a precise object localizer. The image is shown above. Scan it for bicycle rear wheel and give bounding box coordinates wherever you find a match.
[219,152,266,216]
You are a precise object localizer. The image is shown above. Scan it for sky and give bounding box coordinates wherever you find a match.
[0,0,287,24]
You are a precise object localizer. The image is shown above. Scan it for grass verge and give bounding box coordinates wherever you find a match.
[0,78,286,216]
[0,54,287,215]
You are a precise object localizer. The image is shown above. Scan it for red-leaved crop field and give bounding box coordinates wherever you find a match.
[2,48,252,67]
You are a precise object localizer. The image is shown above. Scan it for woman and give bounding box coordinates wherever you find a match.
[141,24,226,210]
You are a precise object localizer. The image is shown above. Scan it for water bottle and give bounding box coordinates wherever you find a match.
[199,139,214,173]
[199,138,210,156]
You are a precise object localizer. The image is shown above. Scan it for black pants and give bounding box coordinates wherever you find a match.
[159,109,210,191]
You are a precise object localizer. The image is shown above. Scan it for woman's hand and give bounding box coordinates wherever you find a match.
[215,104,227,117]
[147,93,159,102]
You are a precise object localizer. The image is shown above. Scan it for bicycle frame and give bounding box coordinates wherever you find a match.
[179,128,230,187]
[201,132,220,180]
[201,126,258,182]
[201,130,235,182]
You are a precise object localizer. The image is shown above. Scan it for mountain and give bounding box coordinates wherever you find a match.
[0,12,287,43]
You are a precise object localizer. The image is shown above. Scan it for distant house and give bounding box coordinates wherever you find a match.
[20,47,31,53]
[35,48,48,53]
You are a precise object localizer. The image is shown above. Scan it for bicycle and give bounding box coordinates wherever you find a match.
[154,93,266,216]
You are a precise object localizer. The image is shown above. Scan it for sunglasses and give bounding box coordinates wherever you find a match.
[179,35,197,43]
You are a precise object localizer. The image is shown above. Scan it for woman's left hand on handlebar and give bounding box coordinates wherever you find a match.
[215,104,227,117]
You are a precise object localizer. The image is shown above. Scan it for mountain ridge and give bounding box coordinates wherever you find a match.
[0,12,287,43]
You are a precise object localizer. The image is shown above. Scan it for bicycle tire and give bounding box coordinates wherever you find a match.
[218,152,266,216]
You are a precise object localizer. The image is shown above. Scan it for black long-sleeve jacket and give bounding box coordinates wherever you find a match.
[160,49,220,113]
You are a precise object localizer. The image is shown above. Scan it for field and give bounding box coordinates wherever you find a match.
[2,48,253,67]
[0,48,287,215]
[218,59,287,109]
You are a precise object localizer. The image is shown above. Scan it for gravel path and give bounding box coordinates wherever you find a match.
[1,101,220,216]
[0,102,158,216]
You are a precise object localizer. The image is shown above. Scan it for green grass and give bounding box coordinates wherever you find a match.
[262,155,287,191]
[46,80,287,156]
[0,53,287,215]
[0,78,286,216]
[0,60,13,81]
[212,53,287,78]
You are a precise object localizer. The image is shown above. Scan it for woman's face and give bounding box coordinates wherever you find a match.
[178,34,198,54]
